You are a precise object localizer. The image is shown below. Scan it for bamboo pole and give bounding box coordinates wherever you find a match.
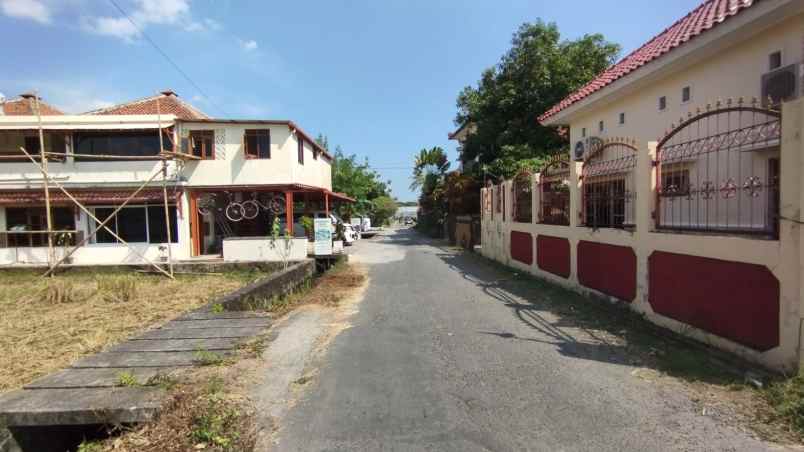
[156,96,174,277]
[18,147,174,279]
[32,93,55,273]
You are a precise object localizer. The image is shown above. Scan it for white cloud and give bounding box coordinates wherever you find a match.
[0,0,52,24]
[84,0,193,41]
[239,39,258,51]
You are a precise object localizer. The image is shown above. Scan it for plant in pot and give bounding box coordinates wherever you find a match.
[300,215,314,241]
[54,231,74,265]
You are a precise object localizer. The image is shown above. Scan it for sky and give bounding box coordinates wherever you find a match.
[0,0,703,201]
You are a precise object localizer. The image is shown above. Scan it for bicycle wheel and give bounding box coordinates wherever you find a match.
[242,200,260,220]
[268,195,286,214]
[225,202,245,222]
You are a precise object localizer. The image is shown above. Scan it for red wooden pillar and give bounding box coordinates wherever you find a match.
[284,191,293,235]
[324,192,330,216]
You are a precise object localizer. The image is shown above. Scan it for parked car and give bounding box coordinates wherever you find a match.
[404,217,415,226]
[343,224,359,245]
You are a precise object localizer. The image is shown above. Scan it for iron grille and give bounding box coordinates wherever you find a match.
[539,155,570,226]
[656,100,781,238]
[581,139,638,229]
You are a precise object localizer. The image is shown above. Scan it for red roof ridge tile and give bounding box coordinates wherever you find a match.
[82,91,210,120]
[538,0,756,123]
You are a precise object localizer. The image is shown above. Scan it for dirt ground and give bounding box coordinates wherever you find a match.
[0,266,269,393]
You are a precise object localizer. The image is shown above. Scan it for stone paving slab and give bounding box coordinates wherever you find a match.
[135,326,265,340]
[24,368,182,390]
[72,351,231,368]
[176,310,270,321]
[108,338,242,353]
[160,318,271,329]
[0,387,165,426]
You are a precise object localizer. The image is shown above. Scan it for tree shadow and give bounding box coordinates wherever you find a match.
[434,246,747,385]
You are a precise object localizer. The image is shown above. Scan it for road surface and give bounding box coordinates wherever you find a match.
[271,228,773,451]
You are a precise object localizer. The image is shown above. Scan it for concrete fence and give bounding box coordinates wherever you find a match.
[479,98,804,372]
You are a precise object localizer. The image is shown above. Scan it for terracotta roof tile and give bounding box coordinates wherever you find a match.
[1,96,64,116]
[0,189,179,207]
[538,0,757,123]
[83,91,210,120]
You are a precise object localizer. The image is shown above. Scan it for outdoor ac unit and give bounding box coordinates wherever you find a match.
[761,63,799,106]
[574,136,602,162]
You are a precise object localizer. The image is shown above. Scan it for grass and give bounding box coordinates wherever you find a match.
[194,349,226,367]
[117,371,139,387]
[0,266,269,393]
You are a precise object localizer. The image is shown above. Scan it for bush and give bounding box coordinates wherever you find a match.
[97,276,138,303]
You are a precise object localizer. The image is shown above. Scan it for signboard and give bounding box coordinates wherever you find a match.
[314,218,332,255]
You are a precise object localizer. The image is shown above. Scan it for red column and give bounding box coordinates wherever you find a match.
[285,191,293,235]
[324,192,330,216]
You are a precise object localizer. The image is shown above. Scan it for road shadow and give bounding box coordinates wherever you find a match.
[431,245,746,385]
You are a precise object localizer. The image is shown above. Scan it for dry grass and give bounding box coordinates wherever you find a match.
[0,267,268,393]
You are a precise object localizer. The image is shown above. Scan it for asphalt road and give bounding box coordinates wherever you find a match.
[273,228,772,452]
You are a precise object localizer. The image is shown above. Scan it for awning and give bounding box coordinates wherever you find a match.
[0,188,181,207]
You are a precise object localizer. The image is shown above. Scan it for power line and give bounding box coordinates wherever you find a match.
[107,0,230,117]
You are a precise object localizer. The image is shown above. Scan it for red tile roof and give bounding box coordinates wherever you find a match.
[83,90,210,120]
[0,189,180,207]
[1,95,64,116]
[538,0,758,123]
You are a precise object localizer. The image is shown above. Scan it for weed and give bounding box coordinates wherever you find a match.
[763,373,804,434]
[194,349,225,366]
[40,280,77,304]
[211,303,225,314]
[146,372,179,390]
[97,276,138,303]
[117,371,139,387]
[76,440,102,452]
[191,400,241,449]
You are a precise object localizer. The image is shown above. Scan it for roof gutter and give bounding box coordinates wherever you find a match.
[540,0,801,126]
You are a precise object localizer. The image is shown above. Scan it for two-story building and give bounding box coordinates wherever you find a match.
[0,90,348,265]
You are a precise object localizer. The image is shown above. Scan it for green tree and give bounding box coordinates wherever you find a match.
[456,20,620,179]
[326,142,392,220]
[370,196,398,226]
[411,147,452,236]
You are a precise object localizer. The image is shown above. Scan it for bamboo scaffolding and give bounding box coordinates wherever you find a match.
[32,94,55,273]
[17,146,174,278]
[156,96,174,277]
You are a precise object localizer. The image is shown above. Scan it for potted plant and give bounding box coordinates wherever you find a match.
[300,215,314,241]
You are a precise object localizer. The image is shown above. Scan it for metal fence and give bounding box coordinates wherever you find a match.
[581,139,638,229]
[539,155,571,226]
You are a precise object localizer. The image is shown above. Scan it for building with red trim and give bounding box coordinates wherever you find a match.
[0,91,351,264]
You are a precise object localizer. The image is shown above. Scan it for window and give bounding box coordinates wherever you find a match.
[190,130,214,159]
[769,51,782,70]
[659,96,667,111]
[598,120,604,133]
[0,132,65,162]
[660,168,690,197]
[5,207,75,247]
[75,131,171,161]
[581,127,586,138]
[619,112,625,125]
[91,206,178,244]
[682,86,691,103]
[584,179,626,228]
[244,129,270,159]
[298,137,304,165]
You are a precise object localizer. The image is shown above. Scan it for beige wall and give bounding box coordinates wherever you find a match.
[565,13,803,154]
[178,122,332,190]
[479,97,804,372]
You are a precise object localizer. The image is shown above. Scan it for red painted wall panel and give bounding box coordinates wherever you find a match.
[536,235,571,278]
[648,251,779,352]
[510,231,533,265]
[577,241,636,302]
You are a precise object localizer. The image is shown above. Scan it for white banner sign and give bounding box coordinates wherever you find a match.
[314,218,333,255]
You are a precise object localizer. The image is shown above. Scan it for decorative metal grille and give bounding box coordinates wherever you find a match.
[655,99,781,237]
[539,155,570,226]
[214,128,226,160]
[512,171,533,223]
[581,138,638,229]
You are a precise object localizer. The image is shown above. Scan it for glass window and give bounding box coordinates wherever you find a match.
[619,113,625,125]
[682,86,691,103]
[598,121,604,132]
[659,96,667,111]
[298,137,304,165]
[93,207,118,244]
[245,129,270,159]
[75,131,171,161]
[190,130,214,159]
[147,205,178,243]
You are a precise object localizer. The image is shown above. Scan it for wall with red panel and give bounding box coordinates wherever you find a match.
[510,231,533,265]
[577,241,636,302]
[536,235,571,278]
[648,251,779,351]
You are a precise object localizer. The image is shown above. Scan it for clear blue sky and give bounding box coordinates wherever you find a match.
[1,0,701,201]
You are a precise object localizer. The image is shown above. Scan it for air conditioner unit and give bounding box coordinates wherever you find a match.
[573,136,602,162]
[761,63,799,106]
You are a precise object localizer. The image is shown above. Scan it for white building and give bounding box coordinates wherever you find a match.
[0,91,351,265]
